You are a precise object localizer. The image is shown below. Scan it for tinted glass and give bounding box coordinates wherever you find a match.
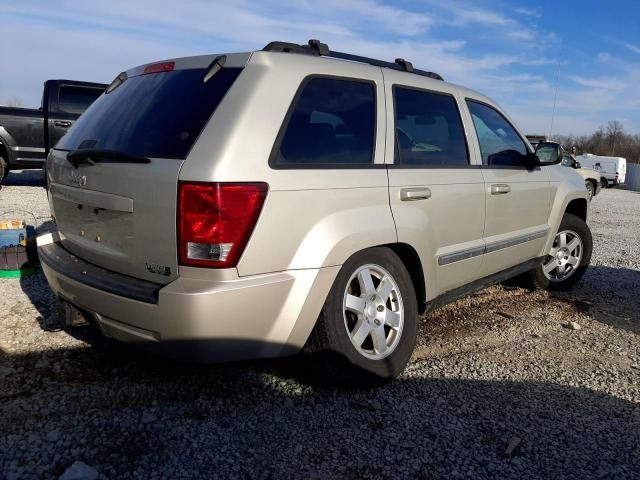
[273,78,375,166]
[467,100,528,166]
[394,87,468,166]
[57,68,242,159]
[58,86,104,114]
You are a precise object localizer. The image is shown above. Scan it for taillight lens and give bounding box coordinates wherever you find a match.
[143,61,175,75]
[178,182,268,268]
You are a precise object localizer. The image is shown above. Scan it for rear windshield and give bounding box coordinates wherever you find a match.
[56,67,242,159]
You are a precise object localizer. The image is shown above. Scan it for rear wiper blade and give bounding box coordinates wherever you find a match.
[67,149,151,169]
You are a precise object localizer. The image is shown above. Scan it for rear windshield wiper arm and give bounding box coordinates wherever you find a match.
[67,149,151,169]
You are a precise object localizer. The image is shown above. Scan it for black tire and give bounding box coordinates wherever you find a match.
[0,156,6,183]
[528,213,592,291]
[585,181,595,202]
[600,178,608,189]
[305,247,417,384]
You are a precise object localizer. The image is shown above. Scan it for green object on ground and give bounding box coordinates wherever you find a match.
[0,266,38,278]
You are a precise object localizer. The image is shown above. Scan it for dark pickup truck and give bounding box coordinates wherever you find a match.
[0,79,106,180]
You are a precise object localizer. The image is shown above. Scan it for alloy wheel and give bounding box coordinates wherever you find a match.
[542,230,583,282]
[343,264,404,360]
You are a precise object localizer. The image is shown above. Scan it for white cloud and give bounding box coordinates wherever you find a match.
[624,42,640,55]
[0,21,192,107]
[596,52,613,62]
[0,0,467,106]
[288,0,433,36]
[432,3,538,44]
[450,8,510,26]
[515,63,640,135]
[569,76,628,90]
[520,57,559,66]
[514,8,540,17]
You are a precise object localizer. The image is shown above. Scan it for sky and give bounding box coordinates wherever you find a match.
[1,0,639,136]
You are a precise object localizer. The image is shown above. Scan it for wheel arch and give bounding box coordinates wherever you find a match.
[541,186,589,257]
[289,242,427,351]
[0,138,11,167]
[565,198,588,222]
[0,127,17,167]
[384,242,427,314]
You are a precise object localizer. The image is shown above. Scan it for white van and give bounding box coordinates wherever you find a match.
[576,154,626,188]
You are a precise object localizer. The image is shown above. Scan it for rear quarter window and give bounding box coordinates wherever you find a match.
[271,77,376,168]
[56,68,242,159]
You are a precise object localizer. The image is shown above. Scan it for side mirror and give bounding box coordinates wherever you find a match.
[534,142,562,166]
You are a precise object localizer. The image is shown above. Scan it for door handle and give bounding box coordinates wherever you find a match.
[400,187,432,201]
[491,184,511,195]
[54,121,72,127]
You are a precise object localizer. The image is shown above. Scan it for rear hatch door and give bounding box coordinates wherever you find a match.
[47,56,244,284]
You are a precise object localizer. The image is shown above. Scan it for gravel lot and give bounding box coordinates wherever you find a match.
[1,170,639,479]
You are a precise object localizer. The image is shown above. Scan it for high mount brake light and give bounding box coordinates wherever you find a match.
[143,61,175,75]
[177,182,268,268]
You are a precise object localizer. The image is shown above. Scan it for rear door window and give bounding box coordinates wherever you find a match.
[466,100,528,166]
[56,68,242,159]
[58,86,104,114]
[393,87,468,166]
[271,77,376,167]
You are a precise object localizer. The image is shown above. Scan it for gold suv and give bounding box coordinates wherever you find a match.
[38,40,592,383]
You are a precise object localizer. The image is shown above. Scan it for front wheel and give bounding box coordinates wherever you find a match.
[305,247,417,384]
[585,181,595,202]
[529,214,592,291]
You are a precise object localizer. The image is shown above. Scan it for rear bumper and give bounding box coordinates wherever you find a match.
[37,233,338,362]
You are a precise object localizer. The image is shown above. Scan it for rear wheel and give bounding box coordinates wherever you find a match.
[600,178,608,189]
[529,214,592,291]
[585,181,595,202]
[305,247,417,384]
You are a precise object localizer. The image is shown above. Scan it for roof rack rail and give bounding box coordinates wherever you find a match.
[262,39,444,81]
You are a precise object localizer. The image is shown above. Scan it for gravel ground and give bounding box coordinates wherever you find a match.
[1,171,639,479]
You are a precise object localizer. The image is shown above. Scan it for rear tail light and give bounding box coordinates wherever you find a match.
[177,182,268,268]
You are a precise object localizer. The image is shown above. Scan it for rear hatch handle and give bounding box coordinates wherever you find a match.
[66,149,151,169]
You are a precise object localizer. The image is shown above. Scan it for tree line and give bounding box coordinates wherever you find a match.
[555,121,639,163]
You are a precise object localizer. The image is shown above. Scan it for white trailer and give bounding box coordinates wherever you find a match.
[575,154,626,188]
